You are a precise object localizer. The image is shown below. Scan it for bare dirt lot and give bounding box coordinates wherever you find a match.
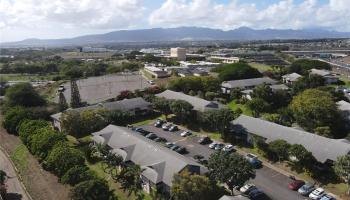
[0,116,70,200]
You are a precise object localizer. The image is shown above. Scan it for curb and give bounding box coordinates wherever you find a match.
[0,145,33,200]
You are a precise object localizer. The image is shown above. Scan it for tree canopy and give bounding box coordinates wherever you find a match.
[212,63,262,81]
[208,151,255,190]
[70,179,116,200]
[5,82,45,107]
[171,170,223,200]
[289,89,341,136]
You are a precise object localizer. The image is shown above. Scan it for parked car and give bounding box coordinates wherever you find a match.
[148,80,155,85]
[209,142,218,149]
[245,154,262,168]
[214,143,225,150]
[169,125,178,132]
[58,85,65,92]
[180,131,192,137]
[170,145,180,151]
[175,147,187,154]
[154,137,167,143]
[248,189,266,200]
[165,142,175,148]
[154,119,166,127]
[320,194,336,200]
[298,183,315,196]
[288,180,305,190]
[162,123,172,131]
[240,183,256,193]
[133,127,150,136]
[222,144,235,152]
[309,188,325,200]
[145,133,157,140]
[198,136,211,144]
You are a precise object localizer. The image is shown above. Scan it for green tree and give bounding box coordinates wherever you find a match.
[170,100,193,124]
[5,82,45,107]
[70,80,82,108]
[268,140,290,161]
[45,143,85,177]
[230,88,242,100]
[200,108,235,136]
[289,89,341,136]
[153,97,172,118]
[18,119,51,145]
[117,165,143,196]
[2,106,33,134]
[30,128,66,160]
[61,110,108,137]
[289,144,315,169]
[334,155,350,195]
[213,63,262,81]
[70,178,116,200]
[58,92,68,111]
[171,170,223,200]
[105,110,133,126]
[61,166,94,186]
[291,75,325,94]
[251,84,274,103]
[208,151,255,191]
[246,98,270,117]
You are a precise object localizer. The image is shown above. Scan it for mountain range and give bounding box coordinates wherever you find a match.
[2,27,350,47]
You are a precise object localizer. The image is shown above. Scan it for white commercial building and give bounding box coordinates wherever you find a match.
[170,48,186,61]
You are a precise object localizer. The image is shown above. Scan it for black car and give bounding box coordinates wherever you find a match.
[154,137,167,143]
[145,133,157,140]
[198,136,212,144]
[248,189,267,200]
[170,145,180,151]
[154,119,166,127]
[175,147,187,154]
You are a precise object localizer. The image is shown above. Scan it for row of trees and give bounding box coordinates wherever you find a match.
[17,120,117,200]
[168,76,220,94]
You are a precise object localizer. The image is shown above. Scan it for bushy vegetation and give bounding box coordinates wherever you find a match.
[168,76,220,94]
[212,62,262,81]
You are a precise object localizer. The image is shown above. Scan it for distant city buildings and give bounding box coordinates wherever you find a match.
[80,47,109,53]
[210,56,240,64]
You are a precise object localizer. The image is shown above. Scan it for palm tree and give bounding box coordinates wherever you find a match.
[0,170,6,184]
[117,165,143,196]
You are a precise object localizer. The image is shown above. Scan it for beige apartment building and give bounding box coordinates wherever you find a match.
[170,47,186,61]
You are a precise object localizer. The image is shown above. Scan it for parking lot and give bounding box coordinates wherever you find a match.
[136,123,311,200]
[57,73,150,104]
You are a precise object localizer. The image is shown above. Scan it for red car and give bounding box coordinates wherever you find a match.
[288,180,305,190]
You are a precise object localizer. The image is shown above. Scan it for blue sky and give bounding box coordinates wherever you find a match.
[0,0,349,42]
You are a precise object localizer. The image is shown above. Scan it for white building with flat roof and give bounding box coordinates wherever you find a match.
[170,48,186,61]
[210,56,240,63]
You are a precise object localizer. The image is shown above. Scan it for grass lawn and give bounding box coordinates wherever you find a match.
[10,144,29,172]
[87,162,152,200]
[227,100,253,116]
[249,62,272,72]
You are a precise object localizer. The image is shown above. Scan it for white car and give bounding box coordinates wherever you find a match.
[240,183,255,193]
[222,144,235,152]
[309,187,325,200]
[209,142,218,149]
[180,131,191,137]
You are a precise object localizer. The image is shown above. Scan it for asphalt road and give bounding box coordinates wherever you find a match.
[140,124,307,200]
[0,149,29,200]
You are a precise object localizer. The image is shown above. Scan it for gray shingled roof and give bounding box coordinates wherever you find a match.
[221,77,278,89]
[232,115,350,163]
[92,125,206,187]
[50,97,151,121]
[282,73,302,82]
[156,90,221,112]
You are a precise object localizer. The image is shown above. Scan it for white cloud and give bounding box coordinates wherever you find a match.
[149,0,350,31]
[0,0,144,30]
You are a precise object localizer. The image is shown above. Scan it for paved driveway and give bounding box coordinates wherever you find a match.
[0,149,29,200]
[139,124,308,200]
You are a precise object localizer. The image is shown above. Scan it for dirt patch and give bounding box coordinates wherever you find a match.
[0,121,70,200]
